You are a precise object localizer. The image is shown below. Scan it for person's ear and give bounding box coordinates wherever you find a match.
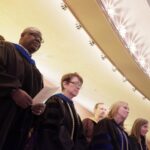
[63,81,68,88]
[21,32,26,37]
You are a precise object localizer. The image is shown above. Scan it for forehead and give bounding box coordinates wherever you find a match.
[119,103,128,108]
[97,104,105,108]
[30,30,41,35]
[23,28,42,37]
[70,76,81,82]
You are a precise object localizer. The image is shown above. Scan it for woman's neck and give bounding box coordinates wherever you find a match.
[114,115,124,125]
[62,91,73,100]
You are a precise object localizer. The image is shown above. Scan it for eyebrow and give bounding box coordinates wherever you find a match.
[28,32,43,41]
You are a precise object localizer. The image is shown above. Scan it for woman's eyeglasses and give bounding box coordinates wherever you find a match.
[69,81,82,87]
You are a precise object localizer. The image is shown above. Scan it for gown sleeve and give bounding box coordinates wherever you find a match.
[0,41,22,95]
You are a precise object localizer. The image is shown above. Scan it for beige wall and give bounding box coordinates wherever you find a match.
[74,101,93,120]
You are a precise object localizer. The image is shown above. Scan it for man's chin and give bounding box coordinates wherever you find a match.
[29,48,38,54]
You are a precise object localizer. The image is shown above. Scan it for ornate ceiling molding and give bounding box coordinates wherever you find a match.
[64,0,150,100]
[98,0,150,78]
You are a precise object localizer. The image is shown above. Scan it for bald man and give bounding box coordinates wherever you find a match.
[0,27,44,150]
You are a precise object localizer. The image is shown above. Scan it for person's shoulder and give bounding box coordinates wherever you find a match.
[0,41,13,46]
[82,118,95,125]
[0,41,15,50]
[129,135,139,145]
[46,95,60,103]
[46,94,65,107]
[96,118,115,130]
[129,135,139,149]
[129,135,137,141]
[83,118,93,122]
[97,117,110,124]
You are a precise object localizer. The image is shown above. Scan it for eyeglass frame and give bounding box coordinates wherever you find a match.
[69,81,82,87]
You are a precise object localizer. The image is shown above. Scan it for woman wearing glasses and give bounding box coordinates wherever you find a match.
[24,72,87,150]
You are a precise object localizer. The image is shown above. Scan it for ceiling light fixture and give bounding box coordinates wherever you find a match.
[61,2,67,10]
[89,40,95,46]
[75,22,82,29]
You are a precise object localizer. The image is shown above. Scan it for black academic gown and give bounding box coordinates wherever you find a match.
[129,135,148,150]
[90,118,130,150]
[0,41,43,150]
[24,94,88,150]
[82,118,97,143]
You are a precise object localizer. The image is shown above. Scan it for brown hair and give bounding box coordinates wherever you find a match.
[61,72,83,91]
[130,118,148,142]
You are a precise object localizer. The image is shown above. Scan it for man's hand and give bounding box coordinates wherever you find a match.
[31,103,46,115]
[11,89,32,109]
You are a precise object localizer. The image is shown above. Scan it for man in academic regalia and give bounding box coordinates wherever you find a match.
[82,102,107,144]
[0,27,44,150]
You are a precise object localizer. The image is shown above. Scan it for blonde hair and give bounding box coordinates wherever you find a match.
[131,118,148,142]
[108,101,128,126]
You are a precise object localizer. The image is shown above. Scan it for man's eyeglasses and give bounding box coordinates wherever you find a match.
[69,81,82,87]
